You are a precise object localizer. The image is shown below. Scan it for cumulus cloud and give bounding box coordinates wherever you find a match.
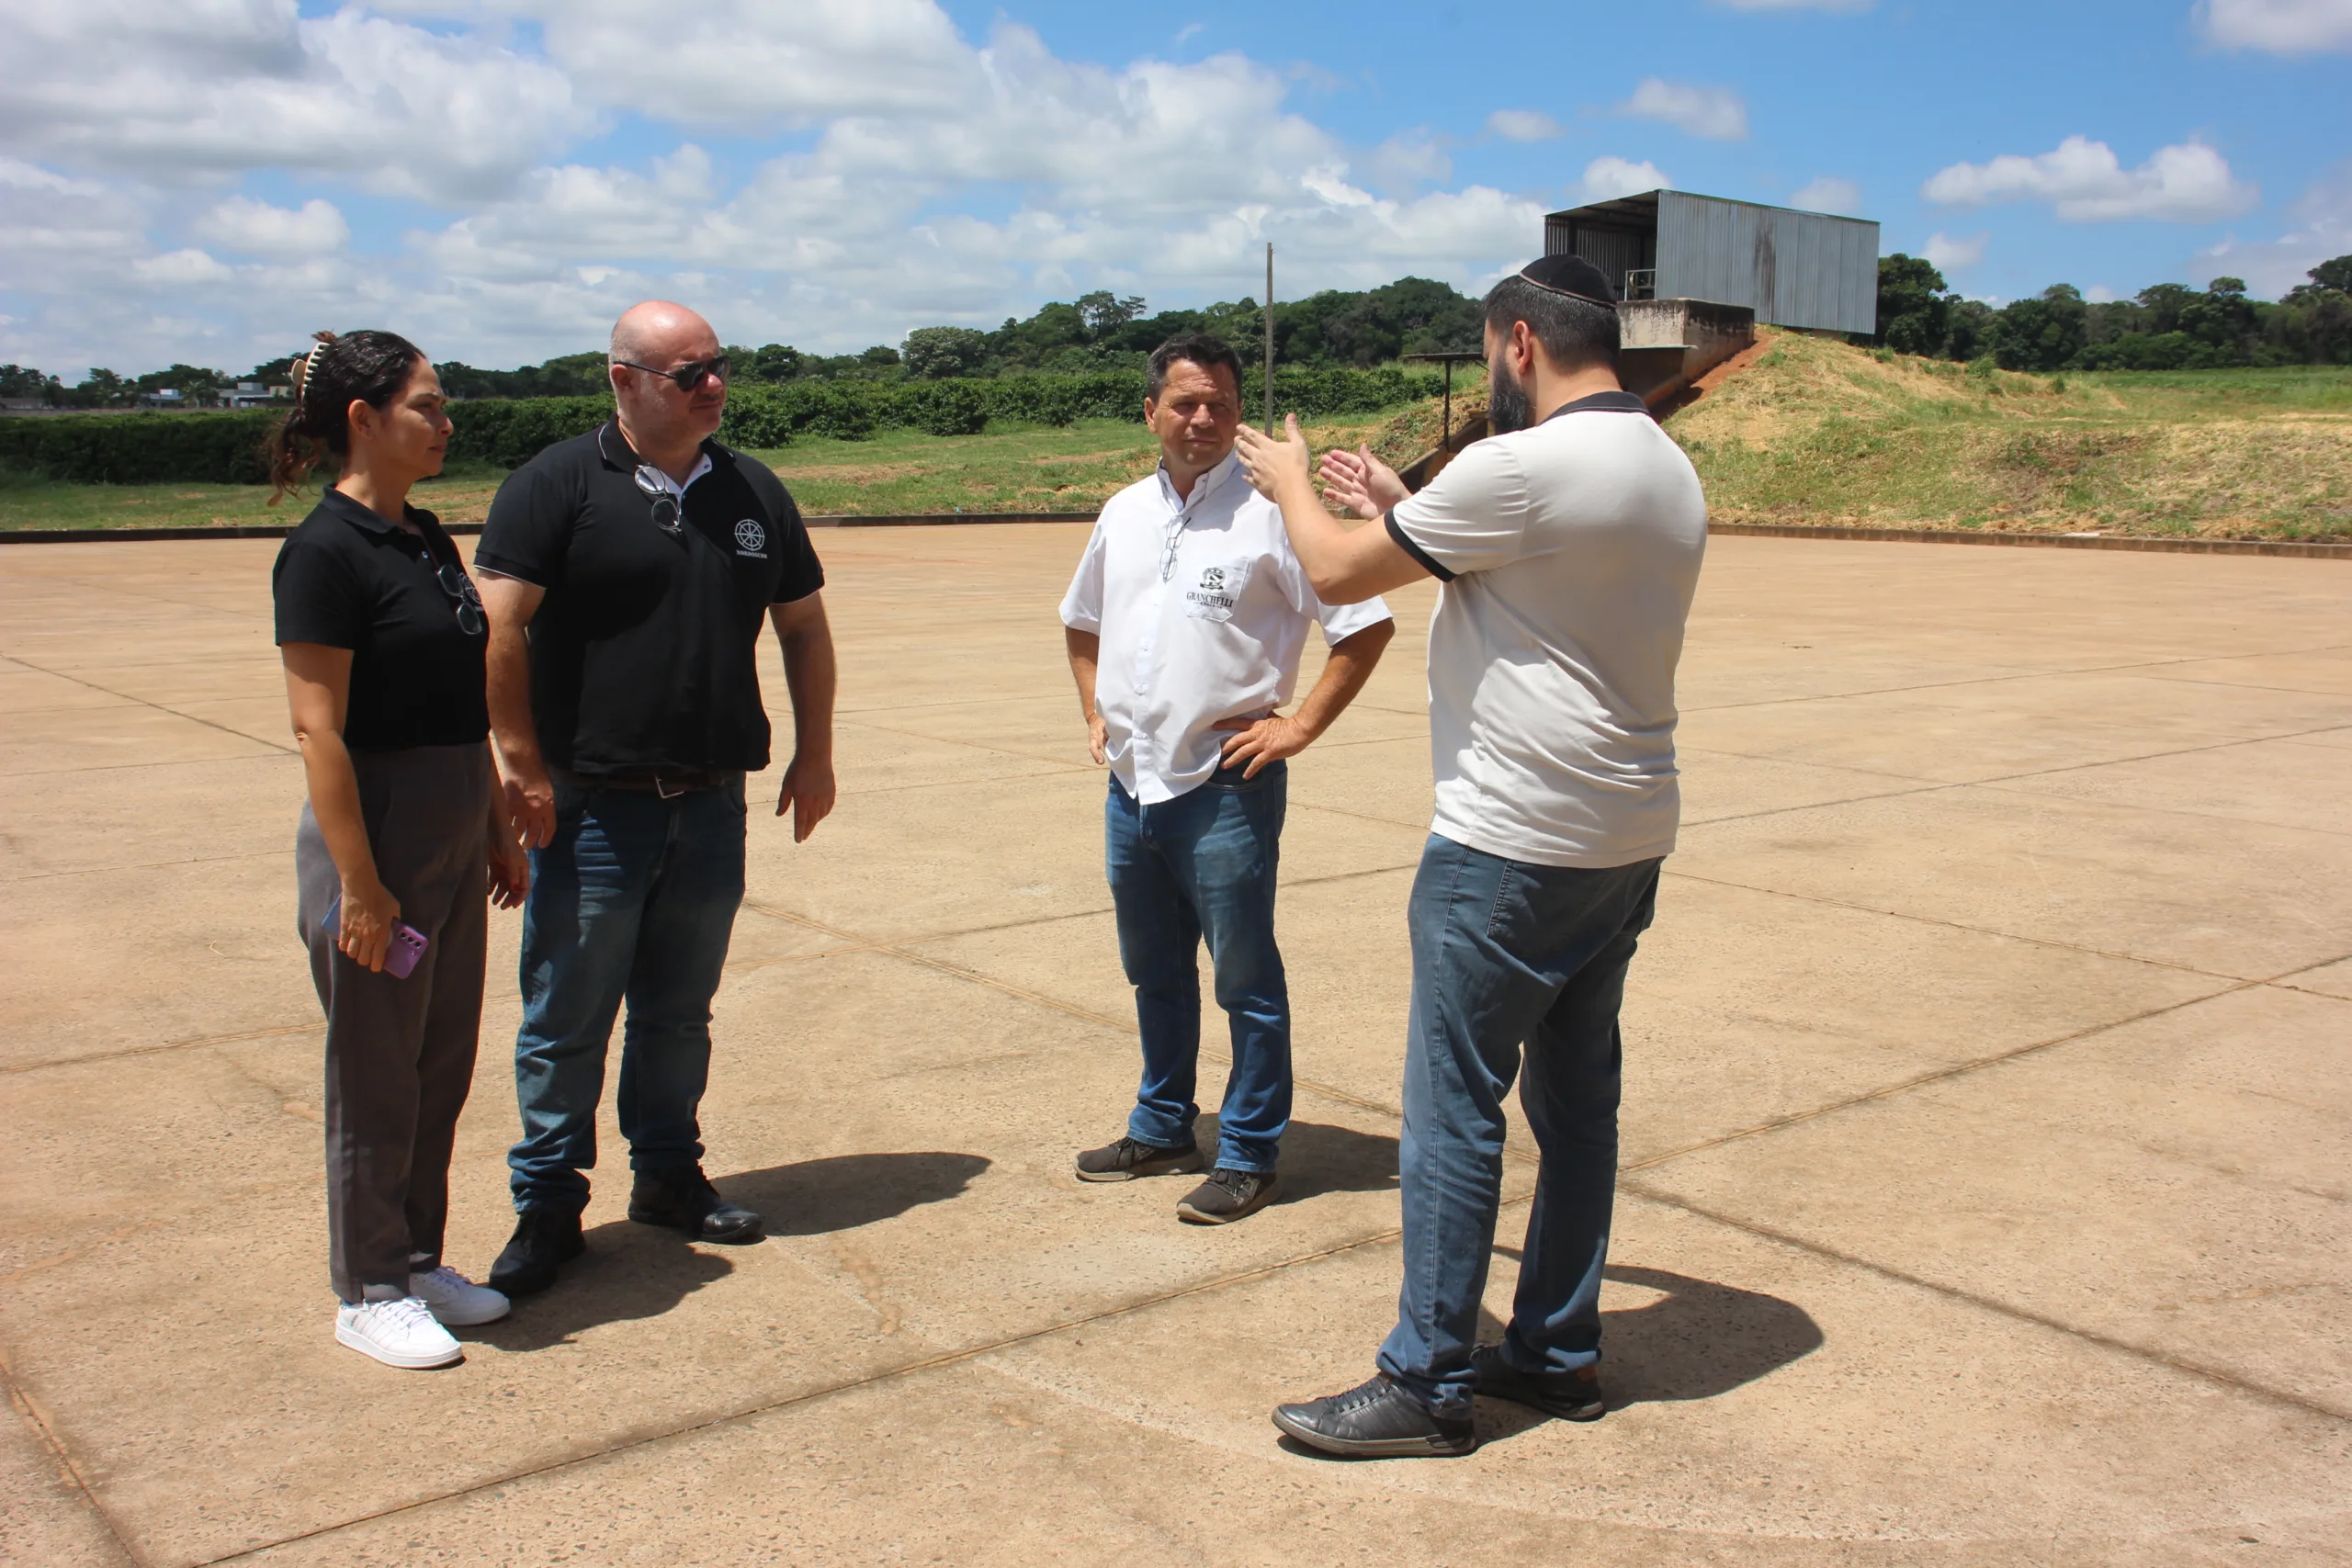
[2196,0,2352,51]
[1921,231,1988,272]
[1617,78,1748,141]
[0,1,1558,371]
[198,196,349,255]
[0,0,585,202]
[1790,176,1862,215]
[2191,160,2352,296]
[1486,109,1564,143]
[1922,136,2257,222]
[1579,157,1672,202]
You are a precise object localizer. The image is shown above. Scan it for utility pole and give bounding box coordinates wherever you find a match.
[1262,243,1274,429]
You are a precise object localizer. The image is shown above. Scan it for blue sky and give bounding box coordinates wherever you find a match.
[2,0,2346,378]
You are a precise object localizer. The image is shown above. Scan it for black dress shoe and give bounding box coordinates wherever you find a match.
[1271,1373,1476,1458]
[487,1206,584,1298]
[628,1164,763,1244]
[1471,1344,1607,1422]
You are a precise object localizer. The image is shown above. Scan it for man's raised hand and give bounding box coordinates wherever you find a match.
[1233,413,1314,502]
[1318,444,1409,522]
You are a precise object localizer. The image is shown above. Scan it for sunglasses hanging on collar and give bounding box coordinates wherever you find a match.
[632,466,684,536]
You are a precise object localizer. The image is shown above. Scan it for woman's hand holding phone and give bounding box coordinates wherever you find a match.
[338,877,403,972]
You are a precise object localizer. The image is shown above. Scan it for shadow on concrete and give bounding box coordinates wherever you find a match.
[726,1150,992,1237]
[471,1226,737,1352]
[470,1154,989,1350]
[1468,1253,1823,1443]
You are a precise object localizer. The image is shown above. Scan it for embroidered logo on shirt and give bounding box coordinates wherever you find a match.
[733,518,768,558]
[1184,560,1241,618]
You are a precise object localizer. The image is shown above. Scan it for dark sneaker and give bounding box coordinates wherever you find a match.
[1175,1167,1281,1224]
[628,1164,764,1244]
[1471,1344,1607,1422]
[1074,1134,1201,1183]
[486,1206,584,1298]
[1272,1373,1476,1458]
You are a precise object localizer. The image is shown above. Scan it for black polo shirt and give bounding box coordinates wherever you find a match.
[272,489,490,750]
[473,423,825,778]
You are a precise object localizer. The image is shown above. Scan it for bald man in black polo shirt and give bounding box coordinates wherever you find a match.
[474,300,837,1299]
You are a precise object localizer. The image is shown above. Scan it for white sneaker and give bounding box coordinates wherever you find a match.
[410,1265,511,1326]
[336,1296,463,1369]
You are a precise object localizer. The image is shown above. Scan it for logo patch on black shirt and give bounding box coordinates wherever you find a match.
[733,518,768,557]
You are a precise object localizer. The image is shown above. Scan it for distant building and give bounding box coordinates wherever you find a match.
[0,396,47,413]
[220,381,281,408]
[1544,189,1880,336]
[139,389,187,409]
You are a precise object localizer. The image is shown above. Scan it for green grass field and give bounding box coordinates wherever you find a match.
[0,408,1413,532]
[4,346,2345,539]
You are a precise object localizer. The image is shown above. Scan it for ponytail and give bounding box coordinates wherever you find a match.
[264,329,427,503]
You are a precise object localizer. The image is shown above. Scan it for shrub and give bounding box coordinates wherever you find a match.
[1,365,1444,484]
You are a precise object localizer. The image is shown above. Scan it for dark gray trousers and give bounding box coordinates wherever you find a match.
[295,743,492,1303]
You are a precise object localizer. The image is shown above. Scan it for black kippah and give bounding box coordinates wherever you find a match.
[1516,254,1618,307]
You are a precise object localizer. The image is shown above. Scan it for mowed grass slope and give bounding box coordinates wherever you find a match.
[1668,329,2352,539]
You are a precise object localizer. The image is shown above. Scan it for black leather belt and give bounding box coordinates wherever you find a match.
[571,770,740,799]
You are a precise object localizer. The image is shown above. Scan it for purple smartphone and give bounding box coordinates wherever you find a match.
[322,896,429,979]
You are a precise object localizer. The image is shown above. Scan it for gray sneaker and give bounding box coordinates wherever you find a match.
[1075,1134,1201,1182]
[1175,1167,1280,1224]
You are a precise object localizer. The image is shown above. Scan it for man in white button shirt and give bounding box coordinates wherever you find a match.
[1060,333,1395,1225]
[1234,255,1707,1455]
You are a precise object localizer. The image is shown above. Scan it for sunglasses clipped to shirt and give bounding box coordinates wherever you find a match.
[613,355,729,393]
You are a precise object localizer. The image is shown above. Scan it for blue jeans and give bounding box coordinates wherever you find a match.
[507,775,747,1214]
[1376,834,1662,1418]
[1105,760,1290,1174]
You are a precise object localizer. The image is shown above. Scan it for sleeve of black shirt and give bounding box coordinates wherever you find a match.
[272,532,368,649]
[756,471,826,604]
[473,459,570,588]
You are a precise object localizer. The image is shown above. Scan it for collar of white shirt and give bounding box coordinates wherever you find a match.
[1155,449,1242,517]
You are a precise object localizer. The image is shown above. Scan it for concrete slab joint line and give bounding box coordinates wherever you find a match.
[0,1343,141,1566]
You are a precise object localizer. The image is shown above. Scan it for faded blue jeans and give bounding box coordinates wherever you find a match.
[1105,759,1290,1175]
[507,775,747,1214]
[1376,834,1663,1418]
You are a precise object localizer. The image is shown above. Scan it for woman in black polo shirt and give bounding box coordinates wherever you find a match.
[269,330,529,1370]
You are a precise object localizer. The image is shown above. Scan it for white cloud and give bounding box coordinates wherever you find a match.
[1791,176,1862,215]
[2192,161,2352,296]
[1922,136,2257,222]
[1579,157,1672,202]
[0,1,585,203]
[2196,0,2352,52]
[198,196,349,256]
[133,249,237,287]
[1921,231,1988,272]
[2085,285,2120,303]
[1617,78,1748,141]
[1486,109,1563,143]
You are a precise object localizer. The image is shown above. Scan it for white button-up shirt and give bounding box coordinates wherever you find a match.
[1059,451,1392,804]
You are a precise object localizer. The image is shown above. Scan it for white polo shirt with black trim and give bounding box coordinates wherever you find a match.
[1385,389,1708,868]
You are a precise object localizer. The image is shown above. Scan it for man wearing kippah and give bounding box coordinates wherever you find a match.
[1234,254,1708,1455]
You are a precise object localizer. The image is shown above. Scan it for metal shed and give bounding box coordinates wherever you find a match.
[1544,190,1880,336]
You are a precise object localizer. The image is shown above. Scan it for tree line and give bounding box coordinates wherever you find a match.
[2,277,1488,408]
[1873,254,2352,372]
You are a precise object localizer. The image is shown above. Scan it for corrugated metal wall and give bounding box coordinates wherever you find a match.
[1542,217,1654,288]
[1652,192,1879,335]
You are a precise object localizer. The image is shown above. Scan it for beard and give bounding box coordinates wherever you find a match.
[1487,356,1533,434]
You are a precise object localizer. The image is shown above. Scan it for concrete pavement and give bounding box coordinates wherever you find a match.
[1,528,2347,1566]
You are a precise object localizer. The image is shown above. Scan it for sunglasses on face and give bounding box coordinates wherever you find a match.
[632,465,684,536]
[614,355,729,393]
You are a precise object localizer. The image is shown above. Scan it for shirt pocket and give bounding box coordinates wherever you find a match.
[1182,555,1252,622]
